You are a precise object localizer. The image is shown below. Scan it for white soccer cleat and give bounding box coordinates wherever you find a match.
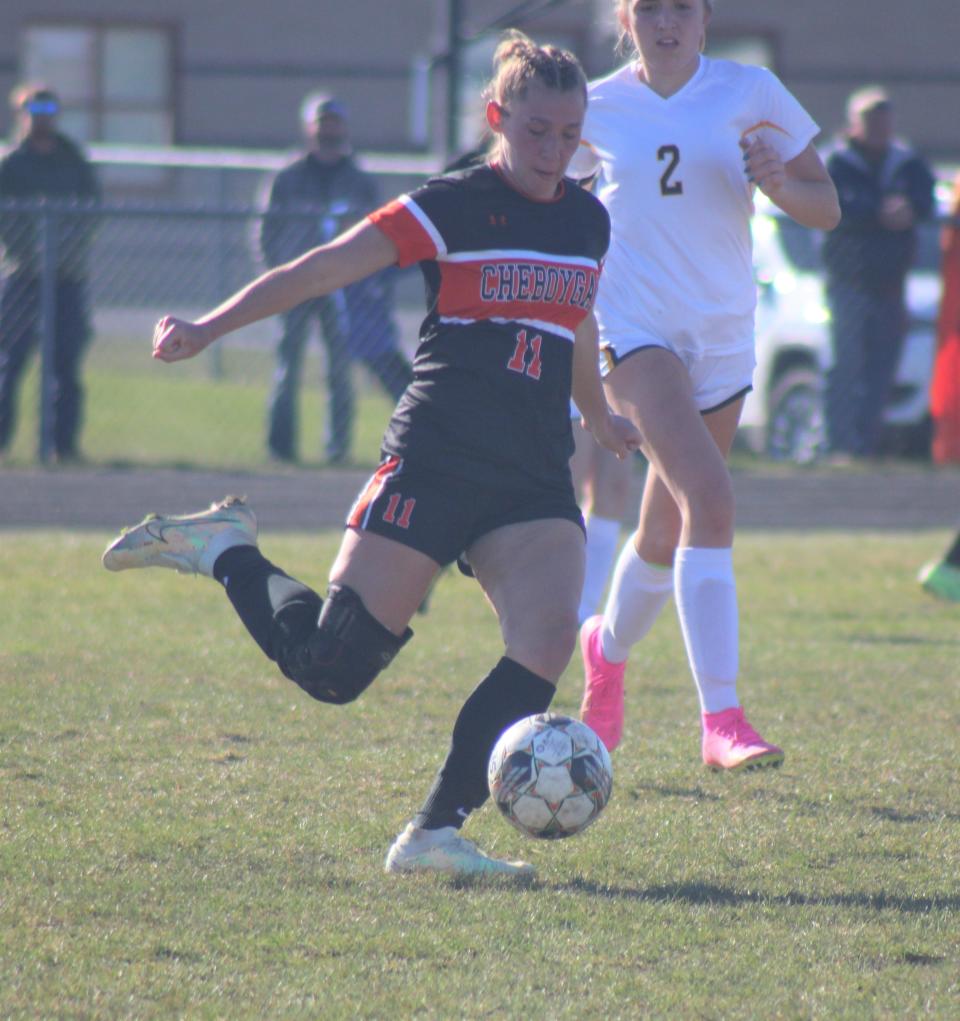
[101,495,257,577]
[384,823,535,878]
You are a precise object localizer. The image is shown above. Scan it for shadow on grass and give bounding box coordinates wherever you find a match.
[736,786,960,824]
[848,633,960,647]
[554,878,960,915]
[629,782,722,802]
[870,805,960,823]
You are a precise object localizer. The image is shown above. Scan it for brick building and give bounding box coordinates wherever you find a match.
[0,0,957,162]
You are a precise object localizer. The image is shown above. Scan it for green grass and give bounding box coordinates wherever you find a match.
[2,530,959,1018]
[1,339,399,469]
[0,331,766,474]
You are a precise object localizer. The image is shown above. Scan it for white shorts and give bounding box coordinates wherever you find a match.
[599,337,756,414]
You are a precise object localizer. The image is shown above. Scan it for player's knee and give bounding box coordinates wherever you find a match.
[638,533,677,568]
[507,610,578,680]
[279,584,412,705]
[684,473,735,540]
[551,614,580,671]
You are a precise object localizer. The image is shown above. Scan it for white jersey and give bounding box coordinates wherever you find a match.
[577,56,819,356]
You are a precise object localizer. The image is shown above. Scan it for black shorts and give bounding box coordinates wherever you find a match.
[345,455,585,567]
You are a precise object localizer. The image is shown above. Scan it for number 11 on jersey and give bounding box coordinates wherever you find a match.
[506,329,543,380]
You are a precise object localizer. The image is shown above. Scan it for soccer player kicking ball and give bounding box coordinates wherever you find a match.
[103,33,640,878]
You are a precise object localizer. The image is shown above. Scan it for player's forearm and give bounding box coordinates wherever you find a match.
[770,177,840,231]
[197,221,396,343]
[571,313,609,427]
[196,259,321,342]
[572,372,610,432]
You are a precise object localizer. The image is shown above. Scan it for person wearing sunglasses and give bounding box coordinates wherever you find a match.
[0,84,100,462]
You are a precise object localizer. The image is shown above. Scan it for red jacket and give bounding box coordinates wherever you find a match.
[930,173,960,463]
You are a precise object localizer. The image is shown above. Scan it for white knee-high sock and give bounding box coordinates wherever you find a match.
[674,546,739,714]
[578,516,621,625]
[599,540,674,663]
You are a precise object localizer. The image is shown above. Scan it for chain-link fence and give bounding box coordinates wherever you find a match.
[0,178,952,468]
[0,193,427,468]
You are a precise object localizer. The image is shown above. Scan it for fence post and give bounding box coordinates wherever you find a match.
[207,168,227,380]
[38,204,58,463]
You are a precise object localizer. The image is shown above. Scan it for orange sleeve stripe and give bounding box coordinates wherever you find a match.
[368,200,437,268]
[346,456,402,529]
[740,120,791,141]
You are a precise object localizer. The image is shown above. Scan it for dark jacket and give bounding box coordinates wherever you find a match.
[0,132,100,279]
[822,138,936,295]
[259,152,379,268]
[259,151,400,316]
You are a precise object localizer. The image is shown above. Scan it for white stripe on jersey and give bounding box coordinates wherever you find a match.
[442,248,600,271]
[398,195,447,257]
[438,315,576,342]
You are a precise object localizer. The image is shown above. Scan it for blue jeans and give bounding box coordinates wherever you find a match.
[267,293,352,462]
[824,282,907,457]
[0,271,91,456]
[343,291,412,403]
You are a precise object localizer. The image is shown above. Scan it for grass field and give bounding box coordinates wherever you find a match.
[0,336,400,470]
[2,528,958,1019]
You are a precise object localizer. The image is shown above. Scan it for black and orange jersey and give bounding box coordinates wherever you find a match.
[368,162,610,488]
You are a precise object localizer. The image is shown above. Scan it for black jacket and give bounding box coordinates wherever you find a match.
[0,132,100,279]
[258,152,379,268]
[822,138,936,295]
[259,151,401,313]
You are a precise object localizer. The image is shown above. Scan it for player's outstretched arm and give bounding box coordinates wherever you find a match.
[152,221,399,362]
[571,311,643,459]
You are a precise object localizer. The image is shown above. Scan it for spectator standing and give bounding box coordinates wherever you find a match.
[259,93,412,463]
[0,85,99,461]
[822,87,936,461]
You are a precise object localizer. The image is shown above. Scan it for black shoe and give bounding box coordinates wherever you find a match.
[52,448,86,465]
[268,447,296,464]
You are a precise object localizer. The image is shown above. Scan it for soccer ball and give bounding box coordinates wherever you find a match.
[487,713,613,840]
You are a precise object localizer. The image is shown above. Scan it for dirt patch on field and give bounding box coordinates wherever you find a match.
[1,463,958,532]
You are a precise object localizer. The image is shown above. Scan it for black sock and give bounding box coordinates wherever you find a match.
[413,657,555,831]
[944,531,960,567]
[213,545,322,662]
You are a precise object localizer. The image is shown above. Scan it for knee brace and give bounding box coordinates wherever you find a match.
[279,583,412,705]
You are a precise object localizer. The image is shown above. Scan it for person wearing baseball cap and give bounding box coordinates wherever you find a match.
[821,86,936,462]
[257,91,411,464]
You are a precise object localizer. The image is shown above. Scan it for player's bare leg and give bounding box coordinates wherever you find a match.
[586,349,782,767]
[387,518,584,877]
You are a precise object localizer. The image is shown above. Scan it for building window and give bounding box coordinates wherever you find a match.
[22,23,174,147]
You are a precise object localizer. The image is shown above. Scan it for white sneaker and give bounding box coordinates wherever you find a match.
[102,495,257,577]
[384,823,534,878]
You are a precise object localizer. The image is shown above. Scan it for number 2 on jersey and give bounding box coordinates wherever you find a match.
[658,144,683,196]
[506,329,543,380]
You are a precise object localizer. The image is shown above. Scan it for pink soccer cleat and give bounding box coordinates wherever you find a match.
[578,615,626,752]
[701,706,784,772]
